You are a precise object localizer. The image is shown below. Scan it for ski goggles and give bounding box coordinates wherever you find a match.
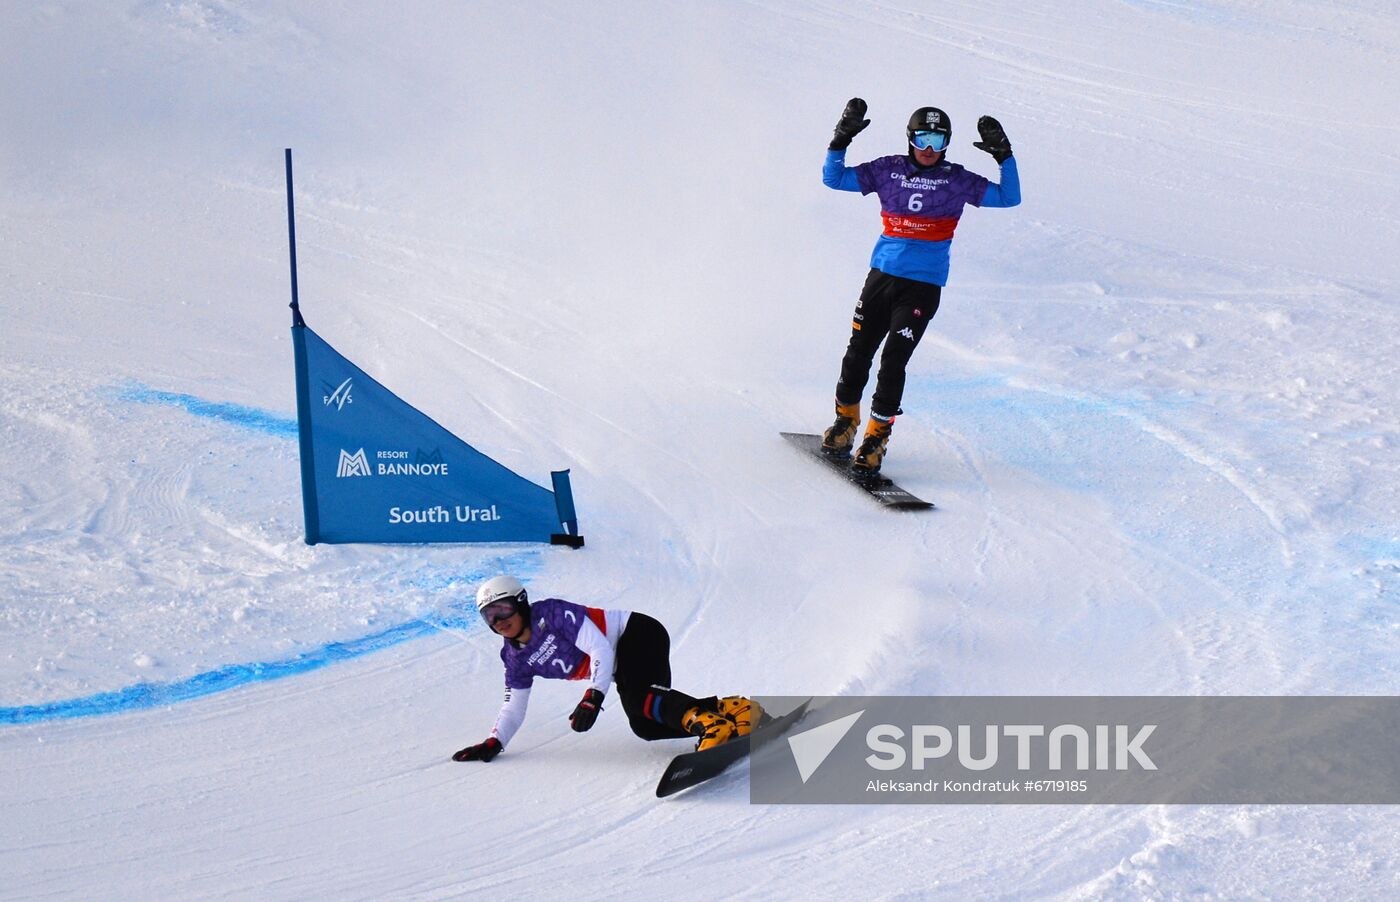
[909,130,949,152]
[479,599,518,625]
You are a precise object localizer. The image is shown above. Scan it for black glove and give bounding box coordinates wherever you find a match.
[452,737,503,762]
[829,97,870,151]
[569,688,606,732]
[973,115,1013,164]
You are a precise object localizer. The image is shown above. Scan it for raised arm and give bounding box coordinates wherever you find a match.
[824,97,869,192]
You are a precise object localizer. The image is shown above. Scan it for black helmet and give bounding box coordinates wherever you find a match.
[906,107,952,148]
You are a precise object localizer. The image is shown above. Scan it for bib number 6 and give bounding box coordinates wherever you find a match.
[908,193,923,212]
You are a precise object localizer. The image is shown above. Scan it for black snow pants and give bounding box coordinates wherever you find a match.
[613,613,713,741]
[835,268,942,420]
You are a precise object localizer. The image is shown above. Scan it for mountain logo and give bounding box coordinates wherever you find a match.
[787,709,864,783]
[336,448,371,478]
[323,377,353,410]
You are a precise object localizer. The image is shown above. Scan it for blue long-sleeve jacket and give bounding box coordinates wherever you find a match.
[824,149,1020,286]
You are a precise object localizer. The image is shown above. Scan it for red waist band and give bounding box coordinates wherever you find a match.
[881,211,959,241]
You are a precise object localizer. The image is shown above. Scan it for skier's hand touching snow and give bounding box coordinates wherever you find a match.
[452,737,503,762]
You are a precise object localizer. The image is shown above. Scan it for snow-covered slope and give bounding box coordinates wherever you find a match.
[3,1,1399,898]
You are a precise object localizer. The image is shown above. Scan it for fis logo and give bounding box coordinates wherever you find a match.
[323,377,353,411]
[336,448,372,478]
[896,327,915,340]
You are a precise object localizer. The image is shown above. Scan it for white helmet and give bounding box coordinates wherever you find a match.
[475,575,529,621]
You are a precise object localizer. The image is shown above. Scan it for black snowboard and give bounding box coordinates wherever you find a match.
[655,701,811,798]
[779,432,934,511]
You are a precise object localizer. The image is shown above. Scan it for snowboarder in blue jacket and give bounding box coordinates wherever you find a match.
[820,98,1021,474]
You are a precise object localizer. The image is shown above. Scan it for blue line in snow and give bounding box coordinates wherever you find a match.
[0,611,473,725]
[115,382,297,437]
[2,557,543,726]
